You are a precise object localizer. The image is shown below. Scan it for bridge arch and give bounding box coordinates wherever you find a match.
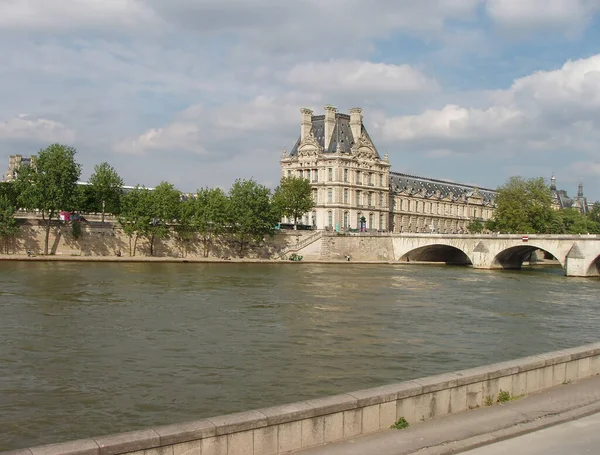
[490,244,565,271]
[399,244,473,265]
[585,254,600,277]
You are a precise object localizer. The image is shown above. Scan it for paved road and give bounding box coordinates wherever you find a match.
[462,412,600,455]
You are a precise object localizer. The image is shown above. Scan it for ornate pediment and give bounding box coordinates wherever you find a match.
[297,131,323,157]
[352,131,378,160]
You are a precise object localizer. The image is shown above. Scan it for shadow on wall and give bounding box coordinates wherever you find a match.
[3,223,301,258]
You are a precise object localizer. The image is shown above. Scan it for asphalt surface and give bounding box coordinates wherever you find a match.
[461,412,600,455]
[296,374,600,455]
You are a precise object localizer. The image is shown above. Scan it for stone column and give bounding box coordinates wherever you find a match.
[324,105,337,150]
[350,108,362,142]
[300,108,313,141]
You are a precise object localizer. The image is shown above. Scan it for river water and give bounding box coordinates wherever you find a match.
[0,262,599,450]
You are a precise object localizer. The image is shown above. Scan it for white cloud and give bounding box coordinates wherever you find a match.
[379,54,600,150]
[0,0,160,32]
[0,114,75,143]
[116,96,301,156]
[485,0,600,34]
[285,60,438,95]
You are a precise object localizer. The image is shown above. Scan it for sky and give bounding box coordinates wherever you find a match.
[1,0,600,201]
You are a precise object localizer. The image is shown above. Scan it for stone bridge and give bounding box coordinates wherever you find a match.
[291,232,600,277]
[392,233,600,277]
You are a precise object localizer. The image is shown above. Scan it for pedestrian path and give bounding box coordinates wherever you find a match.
[295,374,600,455]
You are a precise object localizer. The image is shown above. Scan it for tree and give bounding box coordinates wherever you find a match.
[0,182,18,208]
[556,208,589,234]
[589,203,600,225]
[141,182,181,256]
[173,198,196,258]
[491,177,555,234]
[272,176,314,228]
[75,183,100,214]
[0,195,19,254]
[228,179,280,257]
[14,144,81,255]
[118,185,151,256]
[191,187,229,257]
[89,162,124,222]
[468,220,484,233]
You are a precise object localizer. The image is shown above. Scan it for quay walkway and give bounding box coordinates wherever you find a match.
[296,374,600,455]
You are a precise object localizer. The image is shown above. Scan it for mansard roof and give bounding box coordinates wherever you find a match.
[390,172,497,204]
[289,113,380,158]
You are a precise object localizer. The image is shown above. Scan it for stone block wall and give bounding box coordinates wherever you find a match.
[4,223,317,259]
[6,343,600,455]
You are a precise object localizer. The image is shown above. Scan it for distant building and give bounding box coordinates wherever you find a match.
[280,106,496,233]
[3,154,37,181]
[550,175,591,215]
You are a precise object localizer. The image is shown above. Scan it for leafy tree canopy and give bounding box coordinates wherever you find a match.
[228,179,280,256]
[272,176,314,227]
[14,143,81,254]
[89,162,124,221]
[0,195,18,253]
[491,176,555,234]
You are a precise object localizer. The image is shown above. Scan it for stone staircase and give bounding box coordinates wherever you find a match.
[278,230,323,258]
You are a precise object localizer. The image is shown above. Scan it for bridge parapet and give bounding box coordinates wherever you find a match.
[390,234,600,277]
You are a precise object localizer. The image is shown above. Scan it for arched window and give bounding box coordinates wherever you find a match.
[344,211,349,229]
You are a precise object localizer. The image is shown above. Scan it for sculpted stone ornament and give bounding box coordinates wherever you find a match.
[297,131,322,157]
[352,131,378,160]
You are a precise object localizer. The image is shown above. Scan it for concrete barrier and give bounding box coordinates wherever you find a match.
[5,343,600,455]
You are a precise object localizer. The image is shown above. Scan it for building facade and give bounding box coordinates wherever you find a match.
[3,154,37,182]
[280,106,496,233]
[550,175,591,215]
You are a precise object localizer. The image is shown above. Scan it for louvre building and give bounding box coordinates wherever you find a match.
[280,106,497,233]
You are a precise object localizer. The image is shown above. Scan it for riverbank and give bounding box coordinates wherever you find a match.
[0,254,395,264]
[3,343,600,455]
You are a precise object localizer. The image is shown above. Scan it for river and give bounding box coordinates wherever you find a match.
[0,262,598,450]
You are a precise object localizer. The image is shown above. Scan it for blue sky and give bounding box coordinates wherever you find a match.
[1,0,600,201]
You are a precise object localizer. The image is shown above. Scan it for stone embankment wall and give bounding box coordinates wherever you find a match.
[319,234,394,261]
[7,343,600,455]
[4,222,318,259]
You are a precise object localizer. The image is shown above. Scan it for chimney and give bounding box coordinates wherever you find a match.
[324,105,337,150]
[300,108,313,141]
[349,108,362,142]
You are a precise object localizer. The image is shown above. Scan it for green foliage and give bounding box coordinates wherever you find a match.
[484,396,494,406]
[497,390,511,403]
[0,182,18,208]
[118,182,181,256]
[190,187,229,257]
[89,162,124,221]
[552,208,599,234]
[272,176,314,227]
[491,176,555,234]
[468,220,484,233]
[589,203,600,224]
[0,195,19,253]
[142,182,181,256]
[228,179,280,257]
[14,143,82,254]
[75,183,100,214]
[173,198,197,258]
[390,417,409,429]
[118,185,151,256]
